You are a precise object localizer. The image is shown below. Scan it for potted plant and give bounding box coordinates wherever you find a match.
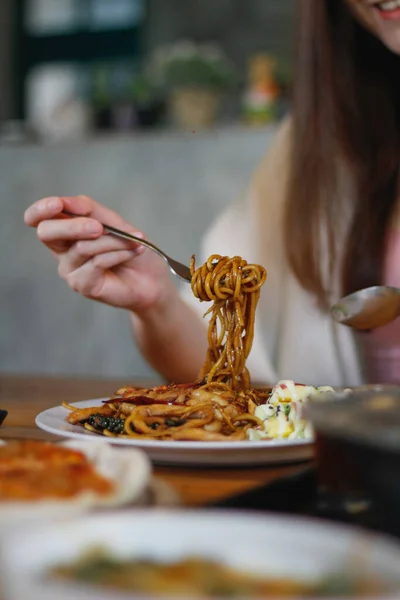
[147,41,236,129]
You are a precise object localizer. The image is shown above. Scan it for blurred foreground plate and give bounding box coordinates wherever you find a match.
[1,510,400,600]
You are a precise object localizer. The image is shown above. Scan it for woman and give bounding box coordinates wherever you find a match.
[24,0,400,386]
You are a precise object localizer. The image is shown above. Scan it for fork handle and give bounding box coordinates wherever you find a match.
[101,223,168,260]
[61,210,169,262]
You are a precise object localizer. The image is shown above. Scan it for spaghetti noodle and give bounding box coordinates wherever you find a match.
[65,255,270,442]
[191,254,266,390]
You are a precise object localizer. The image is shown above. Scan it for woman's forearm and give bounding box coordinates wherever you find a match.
[130,295,208,383]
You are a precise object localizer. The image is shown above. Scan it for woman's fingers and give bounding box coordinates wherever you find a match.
[64,250,136,298]
[26,195,145,254]
[36,217,103,253]
[57,234,145,278]
[37,217,103,241]
[25,194,130,230]
[23,194,164,310]
[24,196,64,227]
[24,195,107,227]
[62,195,133,230]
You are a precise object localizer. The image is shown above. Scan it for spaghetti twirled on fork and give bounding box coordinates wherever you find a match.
[64,255,270,441]
[191,254,266,390]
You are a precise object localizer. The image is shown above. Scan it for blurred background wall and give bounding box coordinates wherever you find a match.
[0,0,294,381]
[143,1,294,72]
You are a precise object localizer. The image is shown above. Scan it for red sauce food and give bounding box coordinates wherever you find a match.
[0,441,114,500]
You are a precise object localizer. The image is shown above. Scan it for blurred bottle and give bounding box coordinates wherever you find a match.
[90,65,112,130]
[26,64,91,142]
[110,63,136,131]
[243,54,279,125]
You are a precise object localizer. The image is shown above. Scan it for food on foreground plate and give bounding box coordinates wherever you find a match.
[50,550,385,598]
[64,255,334,442]
[6,510,400,600]
[0,441,151,530]
[0,440,115,501]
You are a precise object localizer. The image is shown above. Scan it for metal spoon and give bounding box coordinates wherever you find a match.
[330,285,400,330]
[62,211,192,283]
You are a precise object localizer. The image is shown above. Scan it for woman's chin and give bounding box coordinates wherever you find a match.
[374,18,400,54]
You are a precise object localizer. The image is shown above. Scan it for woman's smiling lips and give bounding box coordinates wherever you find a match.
[372,0,400,20]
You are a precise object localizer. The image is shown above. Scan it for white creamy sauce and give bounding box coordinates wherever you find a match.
[247,380,335,441]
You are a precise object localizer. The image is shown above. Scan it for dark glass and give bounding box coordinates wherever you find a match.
[314,431,369,516]
[305,387,400,534]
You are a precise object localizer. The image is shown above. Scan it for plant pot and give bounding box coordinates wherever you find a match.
[135,99,166,129]
[169,87,221,130]
[92,106,112,130]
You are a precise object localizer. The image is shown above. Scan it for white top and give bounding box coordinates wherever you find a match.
[181,121,363,387]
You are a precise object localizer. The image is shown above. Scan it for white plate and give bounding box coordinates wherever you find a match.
[2,510,400,600]
[0,439,151,533]
[35,398,313,466]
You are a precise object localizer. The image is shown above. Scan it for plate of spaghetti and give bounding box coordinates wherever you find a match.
[35,255,332,466]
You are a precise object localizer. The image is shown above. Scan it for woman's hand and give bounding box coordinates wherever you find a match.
[24,195,177,315]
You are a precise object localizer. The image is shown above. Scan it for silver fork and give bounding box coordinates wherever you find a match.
[62,211,192,283]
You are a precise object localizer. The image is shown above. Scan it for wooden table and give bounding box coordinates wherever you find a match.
[0,375,310,507]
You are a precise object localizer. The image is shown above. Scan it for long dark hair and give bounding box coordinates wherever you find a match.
[285,0,400,308]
